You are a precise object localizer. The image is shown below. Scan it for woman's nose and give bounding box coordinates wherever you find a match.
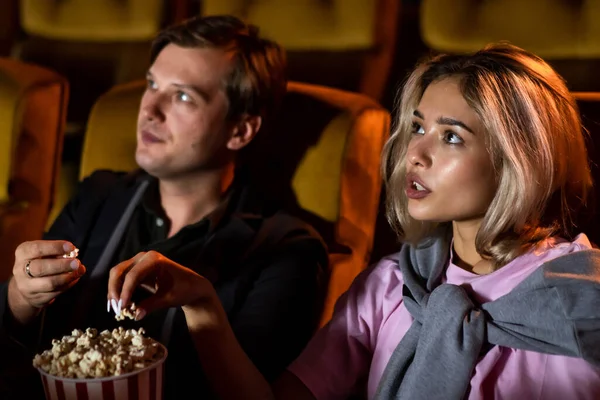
[407,135,433,168]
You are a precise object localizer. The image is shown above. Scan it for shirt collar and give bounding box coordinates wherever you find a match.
[140,176,241,234]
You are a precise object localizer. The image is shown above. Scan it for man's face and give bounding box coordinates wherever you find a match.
[136,44,236,179]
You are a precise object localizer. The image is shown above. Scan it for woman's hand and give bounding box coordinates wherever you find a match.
[107,251,224,330]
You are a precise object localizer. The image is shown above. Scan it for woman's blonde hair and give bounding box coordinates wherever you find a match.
[383,43,592,267]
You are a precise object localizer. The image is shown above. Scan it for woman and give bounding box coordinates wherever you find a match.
[108,43,600,399]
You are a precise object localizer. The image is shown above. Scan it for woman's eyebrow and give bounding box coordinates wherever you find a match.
[436,116,474,134]
[413,110,474,134]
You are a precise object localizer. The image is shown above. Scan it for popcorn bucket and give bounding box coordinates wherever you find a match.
[36,343,168,400]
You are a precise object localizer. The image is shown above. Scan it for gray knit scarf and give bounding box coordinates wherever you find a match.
[375,229,600,399]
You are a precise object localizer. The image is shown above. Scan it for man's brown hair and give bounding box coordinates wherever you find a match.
[151,15,287,125]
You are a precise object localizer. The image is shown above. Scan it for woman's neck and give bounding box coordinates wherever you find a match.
[451,220,493,275]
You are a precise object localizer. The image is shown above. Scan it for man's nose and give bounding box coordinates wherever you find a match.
[140,92,166,121]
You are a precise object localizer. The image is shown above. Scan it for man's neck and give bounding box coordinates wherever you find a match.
[451,219,493,275]
[158,164,234,238]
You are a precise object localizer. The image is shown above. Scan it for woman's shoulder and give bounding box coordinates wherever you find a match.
[339,251,407,308]
[532,233,593,261]
[363,252,405,286]
[499,233,593,278]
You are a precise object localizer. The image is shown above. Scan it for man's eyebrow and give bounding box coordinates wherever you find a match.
[172,83,210,100]
[145,71,210,100]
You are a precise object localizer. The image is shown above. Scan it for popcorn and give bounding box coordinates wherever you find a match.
[33,327,163,378]
[62,248,79,259]
[115,303,137,321]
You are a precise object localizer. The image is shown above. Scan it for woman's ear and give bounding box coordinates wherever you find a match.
[227,115,262,150]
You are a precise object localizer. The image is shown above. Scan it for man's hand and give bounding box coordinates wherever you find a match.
[107,251,223,329]
[8,241,86,324]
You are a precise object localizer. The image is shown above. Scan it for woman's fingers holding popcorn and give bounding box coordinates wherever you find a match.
[107,251,211,320]
[119,251,163,307]
[108,252,150,307]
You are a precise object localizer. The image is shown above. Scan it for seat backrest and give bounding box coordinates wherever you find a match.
[200,0,400,101]
[0,58,68,281]
[202,0,377,51]
[19,0,163,41]
[79,80,390,325]
[421,0,600,58]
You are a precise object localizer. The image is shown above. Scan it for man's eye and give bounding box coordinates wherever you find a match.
[147,79,158,90]
[176,91,192,102]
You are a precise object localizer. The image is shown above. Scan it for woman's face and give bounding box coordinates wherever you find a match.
[405,77,497,224]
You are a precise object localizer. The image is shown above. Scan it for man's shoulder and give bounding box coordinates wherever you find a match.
[72,169,149,208]
[79,169,144,195]
[258,212,325,248]
[245,211,329,267]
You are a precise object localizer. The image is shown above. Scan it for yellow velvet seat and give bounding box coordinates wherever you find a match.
[19,0,163,41]
[0,58,69,281]
[55,80,389,326]
[421,0,600,58]
[202,0,400,101]
[14,0,165,127]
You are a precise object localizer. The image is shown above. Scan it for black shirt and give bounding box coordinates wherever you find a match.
[0,170,328,400]
[115,177,221,266]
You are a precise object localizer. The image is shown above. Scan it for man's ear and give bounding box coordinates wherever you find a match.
[227,115,262,150]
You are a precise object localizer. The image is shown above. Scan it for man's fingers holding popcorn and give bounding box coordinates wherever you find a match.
[10,240,85,312]
[18,272,82,308]
[15,240,76,263]
[32,269,84,293]
[24,257,83,278]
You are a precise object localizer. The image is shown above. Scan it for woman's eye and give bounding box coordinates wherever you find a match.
[147,79,158,90]
[412,122,425,135]
[444,131,464,144]
[176,91,192,103]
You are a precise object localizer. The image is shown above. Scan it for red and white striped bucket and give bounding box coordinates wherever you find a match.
[36,344,168,400]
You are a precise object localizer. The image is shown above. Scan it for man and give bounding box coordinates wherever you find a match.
[0,15,327,399]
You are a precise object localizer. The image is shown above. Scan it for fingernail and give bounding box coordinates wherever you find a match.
[107,299,111,312]
[70,260,78,270]
[117,299,122,315]
[111,299,118,314]
[63,243,74,252]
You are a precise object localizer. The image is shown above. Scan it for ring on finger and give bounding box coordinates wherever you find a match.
[25,260,34,278]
